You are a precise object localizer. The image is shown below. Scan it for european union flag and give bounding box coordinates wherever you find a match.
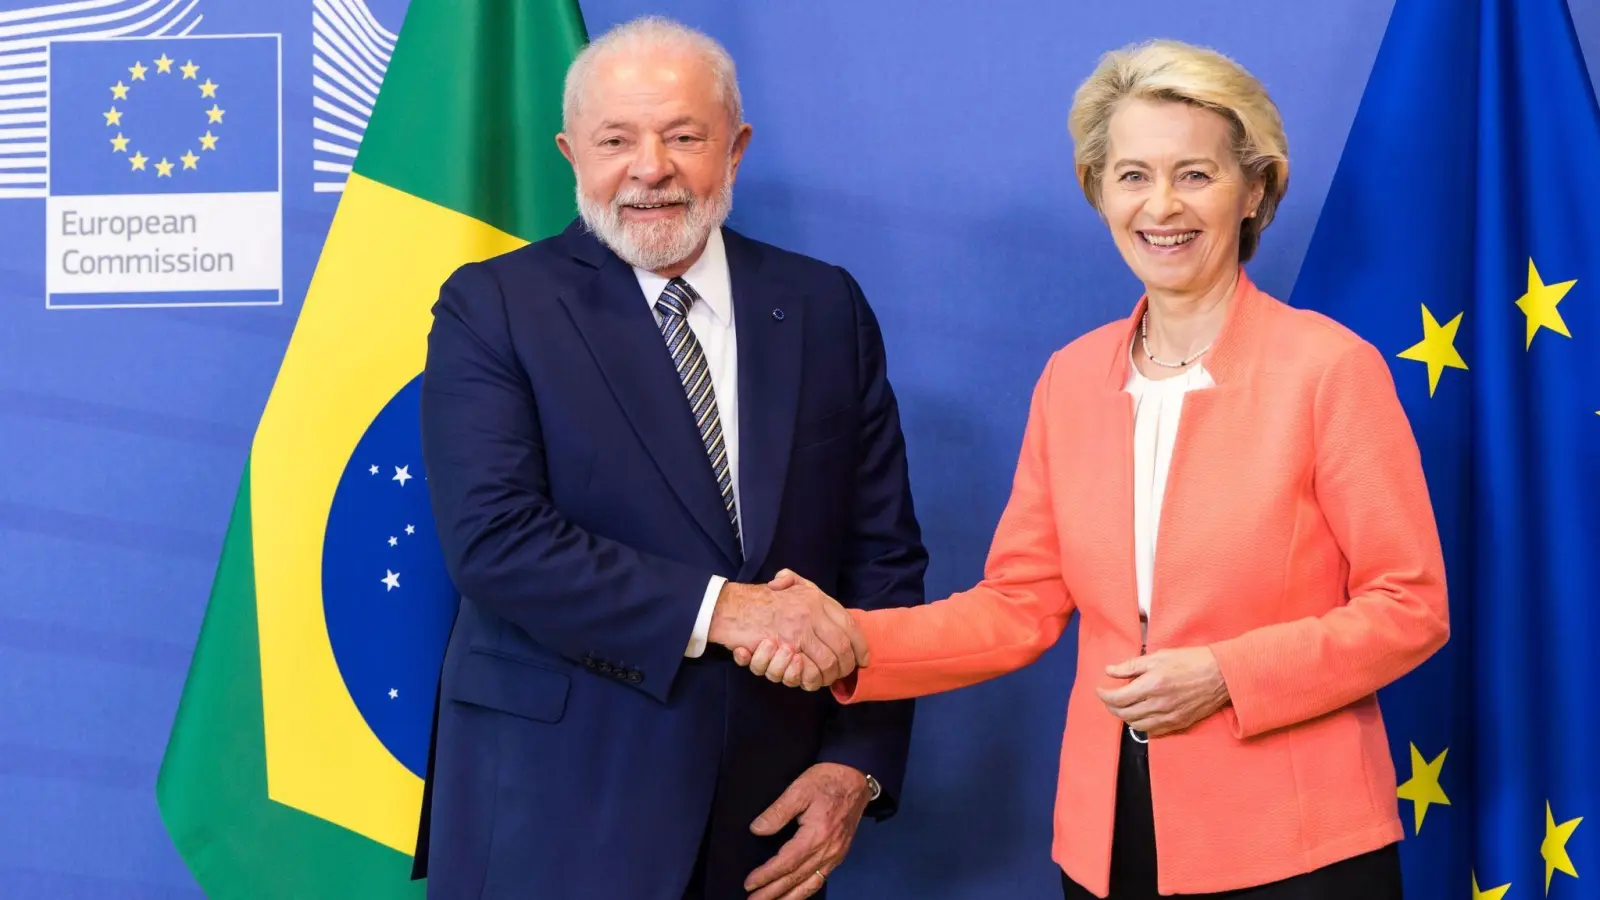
[48,35,278,196]
[1290,0,1598,896]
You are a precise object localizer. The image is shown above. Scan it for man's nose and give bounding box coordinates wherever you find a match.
[627,135,673,184]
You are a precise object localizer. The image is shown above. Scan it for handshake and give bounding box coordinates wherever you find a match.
[707,570,869,691]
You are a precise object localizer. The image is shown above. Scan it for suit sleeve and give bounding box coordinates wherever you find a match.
[419,262,711,703]
[830,351,1075,703]
[812,269,930,820]
[1208,340,1450,738]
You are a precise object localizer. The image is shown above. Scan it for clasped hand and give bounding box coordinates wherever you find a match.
[1096,647,1231,737]
[709,569,867,691]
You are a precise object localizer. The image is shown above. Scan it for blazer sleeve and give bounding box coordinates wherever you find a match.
[833,352,1076,705]
[1208,340,1450,738]
[420,261,712,704]
[812,269,929,819]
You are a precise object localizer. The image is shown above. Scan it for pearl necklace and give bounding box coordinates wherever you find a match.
[1140,311,1213,369]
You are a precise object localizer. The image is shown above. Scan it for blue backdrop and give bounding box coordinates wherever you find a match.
[3,0,1600,897]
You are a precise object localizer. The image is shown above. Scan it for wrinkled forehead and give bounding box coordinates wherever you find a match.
[1106,99,1239,168]
[577,48,725,128]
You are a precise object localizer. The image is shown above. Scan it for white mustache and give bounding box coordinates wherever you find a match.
[613,189,693,210]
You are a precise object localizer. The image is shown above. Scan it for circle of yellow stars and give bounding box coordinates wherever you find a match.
[1393,741,1585,897]
[103,52,223,178]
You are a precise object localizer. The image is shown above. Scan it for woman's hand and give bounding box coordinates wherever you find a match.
[1095,647,1230,736]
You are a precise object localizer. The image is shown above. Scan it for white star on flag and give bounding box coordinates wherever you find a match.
[405,524,416,535]
[393,465,413,486]
[382,570,401,591]
[388,536,398,547]
[369,465,379,475]
[388,688,399,699]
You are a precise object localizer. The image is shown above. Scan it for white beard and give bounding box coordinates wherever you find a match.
[577,165,735,272]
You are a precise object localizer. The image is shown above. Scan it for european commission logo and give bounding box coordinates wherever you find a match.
[45,34,281,309]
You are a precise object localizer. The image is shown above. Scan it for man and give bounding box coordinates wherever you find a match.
[413,16,927,900]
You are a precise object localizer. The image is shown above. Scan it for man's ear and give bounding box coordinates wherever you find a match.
[727,122,754,179]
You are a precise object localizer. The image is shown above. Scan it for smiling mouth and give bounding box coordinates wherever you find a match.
[624,202,683,211]
[1139,231,1199,247]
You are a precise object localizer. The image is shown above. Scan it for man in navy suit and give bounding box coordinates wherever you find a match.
[414,15,927,900]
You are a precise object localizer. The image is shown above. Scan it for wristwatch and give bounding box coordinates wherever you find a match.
[863,773,882,802]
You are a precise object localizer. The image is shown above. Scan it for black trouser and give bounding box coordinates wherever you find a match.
[1062,727,1404,899]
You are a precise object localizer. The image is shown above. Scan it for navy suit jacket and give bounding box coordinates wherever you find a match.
[413,221,927,899]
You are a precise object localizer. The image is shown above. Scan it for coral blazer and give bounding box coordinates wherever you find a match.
[834,270,1449,896]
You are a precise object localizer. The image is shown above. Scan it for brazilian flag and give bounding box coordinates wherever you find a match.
[155,1,587,896]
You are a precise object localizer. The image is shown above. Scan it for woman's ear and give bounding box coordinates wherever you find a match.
[1246,175,1267,219]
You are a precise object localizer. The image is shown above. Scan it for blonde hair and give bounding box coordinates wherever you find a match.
[1068,39,1288,263]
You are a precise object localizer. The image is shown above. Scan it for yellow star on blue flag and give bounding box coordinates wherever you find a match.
[1396,744,1450,834]
[1542,801,1582,894]
[1472,871,1511,900]
[1397,306,1468,397]
[1515,259,1576,349]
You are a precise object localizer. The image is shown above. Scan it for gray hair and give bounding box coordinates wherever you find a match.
[562,16,743,131]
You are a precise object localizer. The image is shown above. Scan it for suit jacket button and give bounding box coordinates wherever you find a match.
[598,662,612,674]
[628,671,644,684]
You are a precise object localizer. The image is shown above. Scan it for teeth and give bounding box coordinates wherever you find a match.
[1142,231,1198,247]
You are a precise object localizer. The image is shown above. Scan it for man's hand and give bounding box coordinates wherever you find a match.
[709,572,868,688]
[729,570,863,691]
[744,763,871,900]
[1095,647,1231,737]
[735,638,826,690]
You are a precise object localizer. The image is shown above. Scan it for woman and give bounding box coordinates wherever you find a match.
[741,39,1448,898]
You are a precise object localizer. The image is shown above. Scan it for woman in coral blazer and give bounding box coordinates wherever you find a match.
[740,39,1449,900]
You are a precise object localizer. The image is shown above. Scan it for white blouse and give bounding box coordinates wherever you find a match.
[1124,347,1214,620]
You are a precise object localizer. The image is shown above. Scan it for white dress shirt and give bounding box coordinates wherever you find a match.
[630,228,740,658]
[1124,344,1214,620]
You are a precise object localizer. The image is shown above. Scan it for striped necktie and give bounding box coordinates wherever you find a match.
[655,278,741,546]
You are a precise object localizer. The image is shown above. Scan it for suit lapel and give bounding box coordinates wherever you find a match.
[557,226,743,568]
[726,230,803,578]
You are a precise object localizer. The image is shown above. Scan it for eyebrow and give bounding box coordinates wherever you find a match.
[1112,157,1219,169]
[594,115,705,132]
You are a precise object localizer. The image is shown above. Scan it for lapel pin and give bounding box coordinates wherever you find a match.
[771,308,785,321]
